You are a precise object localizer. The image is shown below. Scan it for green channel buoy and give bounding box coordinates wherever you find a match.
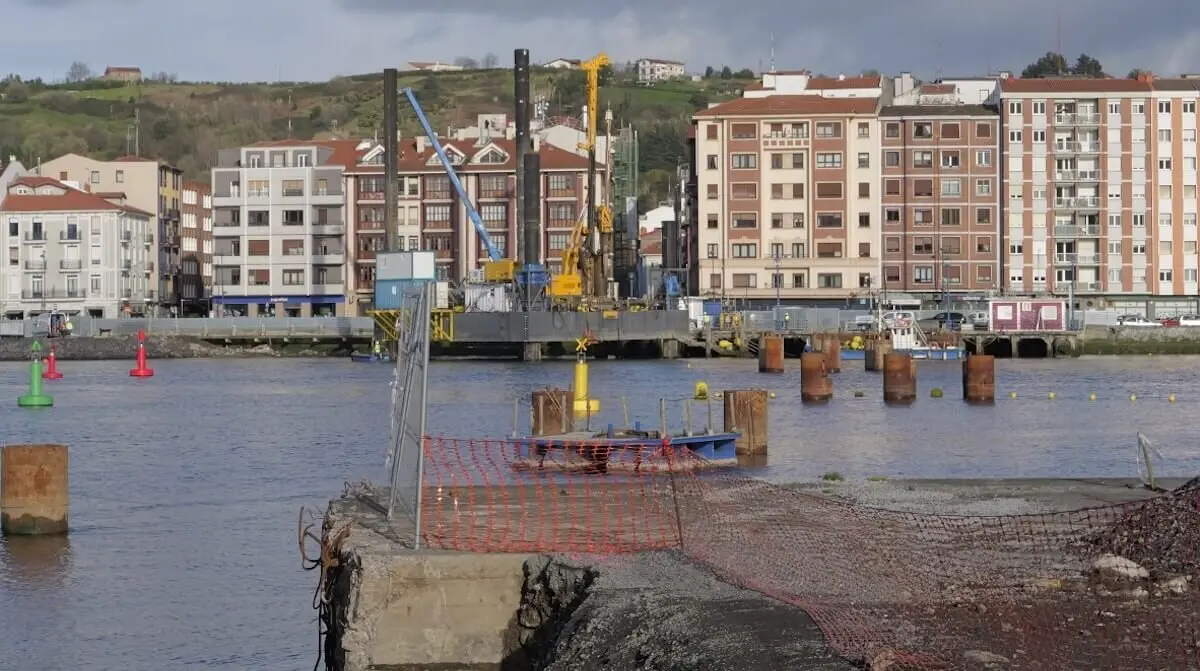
[18,342,54,408]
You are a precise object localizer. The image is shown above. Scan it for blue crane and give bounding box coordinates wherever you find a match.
[402,88,512,279]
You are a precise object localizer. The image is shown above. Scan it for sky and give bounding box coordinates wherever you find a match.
[5,0,1200,83]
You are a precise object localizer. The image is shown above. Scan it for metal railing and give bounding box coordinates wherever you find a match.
[65,316,374,338]
[1053,224,1101,237]
[1054,196,1101,209]
[1055,170,1101,181]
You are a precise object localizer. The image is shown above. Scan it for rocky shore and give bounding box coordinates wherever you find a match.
[0,335,350,361]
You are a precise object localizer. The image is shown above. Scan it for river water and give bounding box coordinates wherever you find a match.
[1,355,1198,670]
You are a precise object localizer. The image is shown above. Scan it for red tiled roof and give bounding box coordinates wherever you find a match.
[3,177,152,216]
[641,229,662,255]
[93,191,127,198]
[345,138,589,174]
[1000,77,1153,93]
[694,95,878,118]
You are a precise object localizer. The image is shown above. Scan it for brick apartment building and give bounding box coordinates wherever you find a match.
[342,135,592,314]
[181,180,212,314]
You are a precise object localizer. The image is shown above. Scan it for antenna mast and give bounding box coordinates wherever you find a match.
[769,33,776,73]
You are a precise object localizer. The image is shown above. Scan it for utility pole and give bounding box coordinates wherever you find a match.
[773,250,783,331]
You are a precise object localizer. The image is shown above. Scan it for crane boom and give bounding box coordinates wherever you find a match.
[402,88,503,263]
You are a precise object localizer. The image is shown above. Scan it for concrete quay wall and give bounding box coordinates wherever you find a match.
[0,336,345,361]
[1080,325,1200,355]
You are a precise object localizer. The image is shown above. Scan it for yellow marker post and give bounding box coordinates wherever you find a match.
[572,331,600,420]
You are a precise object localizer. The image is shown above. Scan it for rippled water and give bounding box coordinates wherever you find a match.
[1,355,1198,670]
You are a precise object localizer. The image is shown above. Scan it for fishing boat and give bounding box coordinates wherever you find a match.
[349,352,392,363]
[890,320,965,360]
[512,426,740,472]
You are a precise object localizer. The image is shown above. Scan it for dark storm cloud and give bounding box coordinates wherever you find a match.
[2,0,1198,81]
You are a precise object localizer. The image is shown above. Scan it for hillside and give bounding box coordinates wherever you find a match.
[0,68,750,207]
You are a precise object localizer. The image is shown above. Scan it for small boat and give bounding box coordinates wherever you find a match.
[512,428,741,472]
[890,321,966,360]
[350,352,392,363]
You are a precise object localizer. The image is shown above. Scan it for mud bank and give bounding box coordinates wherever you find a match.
[0,336,350,361]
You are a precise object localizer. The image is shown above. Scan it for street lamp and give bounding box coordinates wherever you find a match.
[772,250,783,331]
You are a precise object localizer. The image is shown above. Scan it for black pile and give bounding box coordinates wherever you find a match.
[1083,480,1200,577]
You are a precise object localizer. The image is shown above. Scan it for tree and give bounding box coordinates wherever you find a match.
[4,81,29,103]
[734,68,755,79]
[66,61,93,83]
[720,66,733,80]
[688,92,710,110]
[481,52,498,69]
[704,66,715,78]
[1072,54,1105,78]
[1020,52,1105,78]
[453,56,478,69]
[1128,68,1151,79]
[862,69,881,77]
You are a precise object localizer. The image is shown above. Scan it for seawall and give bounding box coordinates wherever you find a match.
[1080,325,1200,355]
[0,336,348,361]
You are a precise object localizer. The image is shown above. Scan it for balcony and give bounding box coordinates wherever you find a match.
[312,250,345,265]
[358,191,385,202]
[121,231,132,243]
[311,224,345,235]
[1054,196,1100,210]
[1054,170,1101,182]
[59,259,82,270]
[164,208,181,221]
[121,260,133,271]
[1053,141,1101,154]
[1053,224,1101,237]
[213,254,242,265]
[311,283,344,295]
[1055,253,1101,265]
[23,231,46,242]
[60,231,81,242]
[23,259,45,271]
[1054,113,1101,126]
[22,289,85,300]
[162,230,180,246]
[144,233,154,246]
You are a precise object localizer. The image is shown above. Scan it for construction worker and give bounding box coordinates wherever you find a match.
[372,339,382,358]
[64,318,73,336]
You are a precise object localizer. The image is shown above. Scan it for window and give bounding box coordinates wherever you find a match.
[1185,101,1197,114]
[1159,129,1172,143]
[913,179,933,197]
[706,184,718,199]
[706,243,718,258]
[976,207,992,225]
[817,273,842,289]
[283,269,305,285]
[247,180,269,197]
[1159,159,1172,170]
[942,237,962,255]
[792,243,806,258]
[913,151,933,168]
[1160,240,1173,254]
[731,123,757,139]
[941,179,961,196]
[976,122,992,138]
[115,170,124,183]
[857,122,870,138]
[296,153,312,167]
[885,122,900,138]
[913,266,934,284]
[770,243,785,259]
[942,208,961,226]
[793,272,807,287]
[975,179,991,196]
[858,213,871,228]
[1159,101,1172,114]
[1010,243,1024,254]
[424,204,451,224]
[884,266,901,283]
[941,122,960,139]
[1160,213,1173,227]
[815,152,842,169]
[479,174,508,199]
[815,182,842,199]
[480,203,508,225]
[976,237,992,253]
[1108,102,1121,115]
[732,273,757,289]
[1134,214,1145,227]
[885,151,900,167]
[857,153,870,168]
[858,182,870,198]
[1008,101,1022,115]
[282,179,304,197]
[1108,242,1121,254]
[707,214,718,229]
[914,237,934,254]
[885,179,901,195]
[914,209,933,224]
[1009,130,1022,142]
[885,237,901,253]
[731,243,757,258]
[706,125,718,140]
[1132,244,1145,255]
[1160,270,1173,282]
[706,155,718,169]
[90,275,101,292]
[858,242,871,258]
[247,239,270,256]
[547,174,574,196]
[732,213,758,229]
[771,183,804,199]
[885,208,901,223]
[1032,130,1046,143]
[1187,130,1197,142]
[816,213,843,228]
[913,122,933,138]
[815,122,842,138]
[709,273,722,289]
[731,183,758,200]
[731,153,757,169]
[940,151,960,169]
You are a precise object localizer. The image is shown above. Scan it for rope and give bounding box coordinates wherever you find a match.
[297,504,352,671]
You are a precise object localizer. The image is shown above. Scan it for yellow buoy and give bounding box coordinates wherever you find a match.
[572,358,601,419]
[1088,393,1097,401]
[768,391,776,399]
[931,387,944,398]
[1169,394,1177,403]
[1009,391,1018,400]
[1129,394,1137,402]
[1048,391,1056,400]
[694,381,709,400]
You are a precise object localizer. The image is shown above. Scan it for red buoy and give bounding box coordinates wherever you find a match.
[129,329,154,378]
[42,345,63,380]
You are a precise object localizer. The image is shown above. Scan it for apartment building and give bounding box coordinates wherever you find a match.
[342,136,592,313]
[637,58,686,83]
[691,73,883,302]
[181,181,213,314]
[1,176,154,318]
[37,154,183,312]
[880,81,1001,297]
[209,139,359,317]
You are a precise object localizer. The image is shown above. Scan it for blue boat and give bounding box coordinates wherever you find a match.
[350,352,392,363]
[513,429,740,472]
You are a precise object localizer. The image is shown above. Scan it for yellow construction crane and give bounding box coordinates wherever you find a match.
[549,52,611,303]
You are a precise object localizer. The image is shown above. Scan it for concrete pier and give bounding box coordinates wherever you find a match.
[962,354,996,404]
[799,352,833,403]
[757,335,784,373]
[531,389,574,436]
[723,389,768,456]
[882,353,916,405]
[1,444,68,536]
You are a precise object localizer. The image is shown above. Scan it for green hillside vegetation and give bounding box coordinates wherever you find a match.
[0,67,751,208]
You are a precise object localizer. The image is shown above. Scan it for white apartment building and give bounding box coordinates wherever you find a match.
[691,73,883,302]
[1,176,154,318]
[637,58,686,83]
[210,139,358,317]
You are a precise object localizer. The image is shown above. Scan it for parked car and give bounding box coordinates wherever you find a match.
[1160,316,1181,327]
[1178,315,1200,327]
[1117,315,1163,327]
[880,311,916,328]
[966,311,989,330]
[918,312,969,331]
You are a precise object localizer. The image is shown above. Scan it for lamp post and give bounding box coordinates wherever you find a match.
[773,250,783,331]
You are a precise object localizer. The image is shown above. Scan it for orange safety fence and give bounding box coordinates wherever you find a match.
[416,436,1200,670]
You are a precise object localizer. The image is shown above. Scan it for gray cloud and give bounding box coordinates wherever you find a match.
[2,0,1198,82]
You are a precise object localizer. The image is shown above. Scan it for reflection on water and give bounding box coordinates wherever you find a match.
[0,356,1196,669]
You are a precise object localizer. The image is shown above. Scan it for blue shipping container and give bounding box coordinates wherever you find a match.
[374,279,425,310]
[702,300,722,318]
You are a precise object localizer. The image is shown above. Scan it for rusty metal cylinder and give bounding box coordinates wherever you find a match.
[758,335,785,373]
[800,352,833,403]
[823,337,841,373]
[865,340,891,372]
[962,354,996,404]
[1,444,68,536]
[531,389,574,436]
[882,353,916,405]
[723,389,768,455]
